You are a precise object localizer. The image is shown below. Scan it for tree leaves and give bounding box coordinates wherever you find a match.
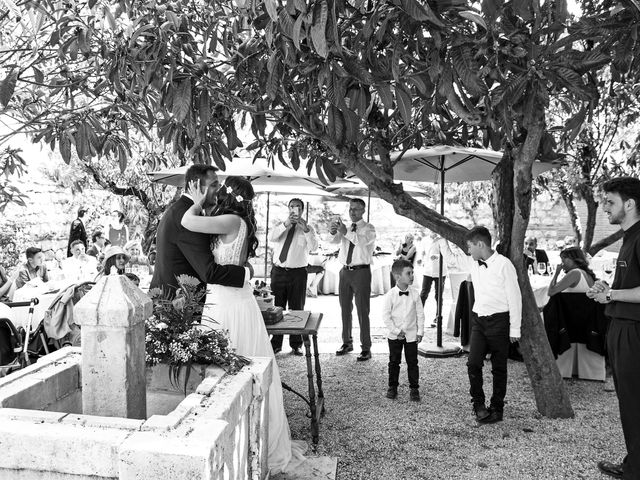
[0,70,18,108]
[311,0,328,58]
[401,0,444,27]
[173,80,191,122]
[451,45,488,96]
[458,10,487,30]
[376,83,393,109]
[394,84,412,125]
[265,0,279,22]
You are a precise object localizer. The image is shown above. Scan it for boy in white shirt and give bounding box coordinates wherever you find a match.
[382,259,425,401]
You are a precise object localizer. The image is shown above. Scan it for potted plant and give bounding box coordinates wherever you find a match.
[146,275,249,393]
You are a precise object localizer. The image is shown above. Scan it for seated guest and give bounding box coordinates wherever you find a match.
[548,247,604,381]
[87,230,106,261]
[523,236,550,274]
[15,247,49,289]
[124,240,150,276]
[97,246,130,279]
[396,234,417,264]
[63,240,98,283]
[0,256,18,302]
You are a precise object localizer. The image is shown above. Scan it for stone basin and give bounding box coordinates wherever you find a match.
[0,348,271,479]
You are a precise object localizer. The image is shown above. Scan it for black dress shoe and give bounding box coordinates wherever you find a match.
[272,347,282,354]
[335,344,353,356]
[356,350,372,361]
[291,347,303,356]
[479,410,503,424]
[386,387,397,399]
[409,388,420,402]
[597,460,624,479]
[473,403,490,422]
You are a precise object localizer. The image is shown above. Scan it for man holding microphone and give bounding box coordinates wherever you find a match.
[270,198,318,355]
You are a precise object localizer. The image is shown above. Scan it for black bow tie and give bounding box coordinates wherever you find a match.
[398,291,409,296]
[478,260,488,268]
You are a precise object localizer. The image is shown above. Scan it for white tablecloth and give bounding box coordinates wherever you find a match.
[318,255,393,296]
[530,275,550,308]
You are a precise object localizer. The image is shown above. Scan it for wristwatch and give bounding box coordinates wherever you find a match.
[605,291,613,302]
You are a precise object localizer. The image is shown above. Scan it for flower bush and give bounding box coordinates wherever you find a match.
[146,274,249,391]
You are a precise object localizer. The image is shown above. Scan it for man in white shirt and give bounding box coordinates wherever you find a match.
[420,233,447,327]
[459,226,522,424]
[330,198,376,361]
[270,198,318,355]
[62,240,98,283]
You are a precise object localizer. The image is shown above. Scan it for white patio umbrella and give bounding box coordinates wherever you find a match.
[375,146,562,357]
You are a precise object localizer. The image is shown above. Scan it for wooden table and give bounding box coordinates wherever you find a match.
[266,311,325,444]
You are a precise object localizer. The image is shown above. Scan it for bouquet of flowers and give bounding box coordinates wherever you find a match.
[146,275,250,392]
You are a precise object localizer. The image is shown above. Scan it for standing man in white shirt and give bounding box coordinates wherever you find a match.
[330,198,377,361]
[462,226,522,424]
[270,198,318,355]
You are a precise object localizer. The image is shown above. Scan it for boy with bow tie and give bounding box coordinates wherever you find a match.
[382,259,425,402]
[456,226,522,424]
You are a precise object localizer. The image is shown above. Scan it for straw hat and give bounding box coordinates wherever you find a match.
[102,246,130,266]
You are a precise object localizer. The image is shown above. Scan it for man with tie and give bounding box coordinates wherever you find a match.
[330,198,377,361]
[455,226,522,424]
[269,198,318,355]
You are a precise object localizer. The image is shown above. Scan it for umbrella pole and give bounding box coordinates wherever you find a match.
[367,190,371,222]
[264,192,270,285]
[419,158,462,358]
[306,202,310,222]
[437,170,445,348]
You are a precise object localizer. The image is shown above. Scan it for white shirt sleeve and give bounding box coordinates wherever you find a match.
[382,291,401,337]
[502,260,522,338]
[415,290,425,337]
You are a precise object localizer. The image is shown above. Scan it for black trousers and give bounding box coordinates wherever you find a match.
[420,275,446,307]
[467,312,510,412]
[339,267,372,350]
[607,318,640,479]
[388,338,419,389]
[270,266,307,349]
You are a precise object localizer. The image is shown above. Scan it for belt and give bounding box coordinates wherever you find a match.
[477,311,509,320]
[343,264,370,271]
[273,265,307,272]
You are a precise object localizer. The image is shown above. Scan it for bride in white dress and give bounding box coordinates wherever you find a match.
[181,176,306,474]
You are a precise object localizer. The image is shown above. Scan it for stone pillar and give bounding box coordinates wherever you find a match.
[75,272,151,419]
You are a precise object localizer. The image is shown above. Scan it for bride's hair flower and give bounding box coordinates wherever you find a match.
[224,184,244,203]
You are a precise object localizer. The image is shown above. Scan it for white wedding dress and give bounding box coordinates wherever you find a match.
[202,219,306,473]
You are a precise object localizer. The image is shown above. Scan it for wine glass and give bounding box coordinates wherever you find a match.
[537,262,547,275]
[603,259,616,283]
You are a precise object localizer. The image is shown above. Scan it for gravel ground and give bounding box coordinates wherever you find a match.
[277,350,625,480]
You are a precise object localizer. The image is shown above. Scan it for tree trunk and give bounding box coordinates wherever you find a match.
[330,146,470,250]
[588,229,624,256]
[511,111,574,418]
[582,188,599,251]
[491,148,514,253]
[558,183,582,246]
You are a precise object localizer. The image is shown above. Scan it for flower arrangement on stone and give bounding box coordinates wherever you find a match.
[146,274,249,392]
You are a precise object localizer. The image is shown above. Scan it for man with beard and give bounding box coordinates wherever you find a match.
[150,165,248,298]
[588,177,640,480]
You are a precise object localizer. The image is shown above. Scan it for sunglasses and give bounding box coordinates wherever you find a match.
[115,255,128,260]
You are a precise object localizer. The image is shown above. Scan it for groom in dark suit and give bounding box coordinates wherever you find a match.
[150,164,247,297]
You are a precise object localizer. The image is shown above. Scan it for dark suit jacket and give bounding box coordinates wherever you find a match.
[150,196,246,297]
[543,293,610,357]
